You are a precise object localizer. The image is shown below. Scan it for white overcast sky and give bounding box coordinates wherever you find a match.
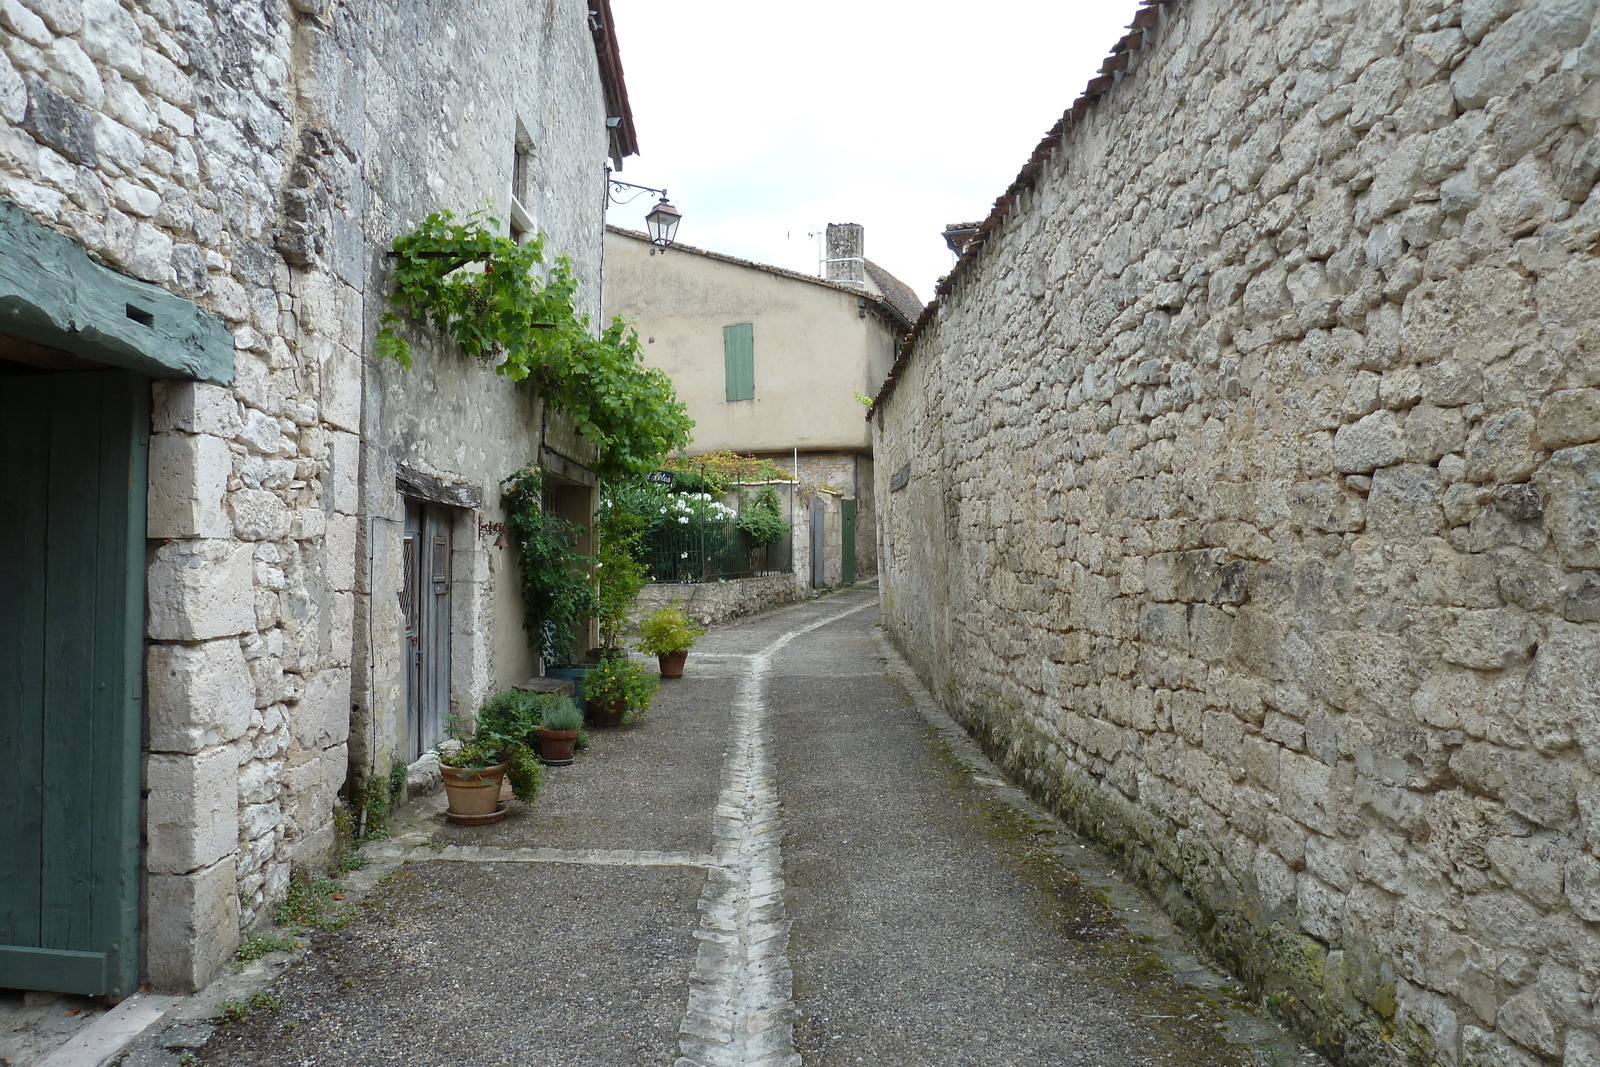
[605,1,1144,306]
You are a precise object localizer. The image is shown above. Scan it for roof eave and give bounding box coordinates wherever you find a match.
[589,0,639,166]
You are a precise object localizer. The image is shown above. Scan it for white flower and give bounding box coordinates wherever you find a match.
[678,516,689,524]
[680,551,689,558]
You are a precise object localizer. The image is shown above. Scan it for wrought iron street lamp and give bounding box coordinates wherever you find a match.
[608,177,681,250]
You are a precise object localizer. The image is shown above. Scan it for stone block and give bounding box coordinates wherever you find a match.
[147,432,230,539]
[1335,411,1404,473]
[1367,464,1444,538]
[320,344,361,433]
[290,666,350,750]
[146,746,239,875]
[1441,609,1539,670]
[1545,444,1600,568]
[1464,410,1538,484]
[145,859,238,993]
[152,381,239,436]
[146,539,255,641]
[283,742,347,856]
[146,639,253,753]
[1537,389,1600,449]
[325,512,358,592]
[1526,622,1600,765]
[229,487,290,541]
[328,430,359,515]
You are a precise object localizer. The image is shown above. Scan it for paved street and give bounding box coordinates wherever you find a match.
[117,588,1320,1067]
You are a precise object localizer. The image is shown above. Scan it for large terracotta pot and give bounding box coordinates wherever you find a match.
[441,763,508,823]
[657,650,688,679]
[537,727,579,766]
[586,695,625,728]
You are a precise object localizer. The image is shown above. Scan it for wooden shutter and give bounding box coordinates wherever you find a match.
[723,323,754,402]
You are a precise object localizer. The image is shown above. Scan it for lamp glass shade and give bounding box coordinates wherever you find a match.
[645,198,681,246]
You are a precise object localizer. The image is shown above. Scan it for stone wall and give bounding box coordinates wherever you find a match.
[2,0,613,990]
[633,573,805,630]
[872,2,1600,1065]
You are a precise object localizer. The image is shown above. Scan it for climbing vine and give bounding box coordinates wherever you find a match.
[376,208,693,480]
[502,465,596,666]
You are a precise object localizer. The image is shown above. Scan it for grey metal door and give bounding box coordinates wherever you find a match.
[810,498,826,588]
[403,503,452,759]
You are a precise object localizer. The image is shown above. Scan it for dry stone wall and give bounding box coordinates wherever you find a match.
[872,2,1600,1065]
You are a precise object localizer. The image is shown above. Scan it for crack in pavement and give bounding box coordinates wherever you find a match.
[676,599,876,1067]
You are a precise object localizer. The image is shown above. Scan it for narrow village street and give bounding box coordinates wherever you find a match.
[109,589,1321,1067]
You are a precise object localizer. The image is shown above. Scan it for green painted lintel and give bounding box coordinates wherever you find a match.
[0,197,233,384]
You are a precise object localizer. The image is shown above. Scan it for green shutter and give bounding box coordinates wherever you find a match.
[724,323,754,402]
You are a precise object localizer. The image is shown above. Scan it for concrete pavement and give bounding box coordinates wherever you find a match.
[108,586,1323,1067]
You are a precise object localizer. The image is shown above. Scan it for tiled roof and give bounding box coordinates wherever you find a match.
[607,226,914,329]
[864,260,925,325]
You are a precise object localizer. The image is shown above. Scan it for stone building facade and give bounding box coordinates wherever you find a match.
[872,1,1600,1064]
[1,0,632,994]
[604,224,917,590]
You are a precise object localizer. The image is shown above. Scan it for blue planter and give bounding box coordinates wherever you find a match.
[544,664,596,713]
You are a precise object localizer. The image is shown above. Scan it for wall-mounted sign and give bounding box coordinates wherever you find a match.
[647,470,675,485]
[889,463,911,493]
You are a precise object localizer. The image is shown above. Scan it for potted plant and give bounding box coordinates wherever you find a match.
[636,602,704,679]
[535,695,583,766]
[580,653,659,727]
[437,698,545,825]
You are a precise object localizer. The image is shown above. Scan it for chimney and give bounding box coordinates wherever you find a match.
[824,223,865,287]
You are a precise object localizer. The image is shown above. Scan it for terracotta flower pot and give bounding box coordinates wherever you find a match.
[586,695,625,728]
[441,763,508,824]
[657,650,688,678]
[537,727,579,765]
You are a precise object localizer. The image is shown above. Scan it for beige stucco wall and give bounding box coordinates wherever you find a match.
[603,229,900,454]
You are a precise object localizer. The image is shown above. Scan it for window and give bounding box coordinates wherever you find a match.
[510,119,535,243]
[724,323,754,402]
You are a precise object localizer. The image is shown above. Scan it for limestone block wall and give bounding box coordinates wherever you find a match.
[287,0,611,819]
[2,0,613,991]
[872,1,1600,1064]
[2,0,342,987]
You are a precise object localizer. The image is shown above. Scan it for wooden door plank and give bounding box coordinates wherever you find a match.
[88,371,145,995]
[0,376,50,948]
[0,945,108,996]
[40,375,102,951]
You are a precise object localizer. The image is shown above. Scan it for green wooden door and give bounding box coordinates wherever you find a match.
[0,370,148,997]
[841,498,857,586]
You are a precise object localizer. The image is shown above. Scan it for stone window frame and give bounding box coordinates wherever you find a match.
[509,117,536,244]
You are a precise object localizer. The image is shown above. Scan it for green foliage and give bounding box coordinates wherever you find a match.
[217,991,281,1024]
[476,688,542,749]
[377,208,692,479]
[537,696,583,732]
[274,874,354,932]
[442,697,547,803]
[735,486,789,547]
[505,747,546,804]
[659,450,792,494]
[583,653,659,722]
[235,931,299,962]
[635,602,704,656]
[502,465,596,665]
[595,480,654,650]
